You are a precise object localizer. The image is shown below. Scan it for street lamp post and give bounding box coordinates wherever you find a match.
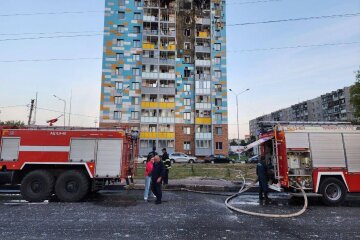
[229,88,250,160]
[53,95,66,128]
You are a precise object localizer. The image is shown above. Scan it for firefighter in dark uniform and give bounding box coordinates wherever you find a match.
[151,155,166,204]
[161,148,171,185]
[256,156,270,201]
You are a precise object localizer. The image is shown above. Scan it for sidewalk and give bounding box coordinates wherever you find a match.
[0,177,259,193]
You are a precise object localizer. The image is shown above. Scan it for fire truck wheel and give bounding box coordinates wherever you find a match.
[55,170,89,202]
[20,170,54,202]
[319,177,347,207]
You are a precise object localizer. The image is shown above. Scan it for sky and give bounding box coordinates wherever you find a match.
[0,0,359,139]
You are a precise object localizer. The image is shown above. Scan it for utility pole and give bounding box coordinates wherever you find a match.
[28,99,35,126]
[33,92,38,125]
[68,89,72,127]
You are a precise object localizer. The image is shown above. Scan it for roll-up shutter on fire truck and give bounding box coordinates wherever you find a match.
[0,137,20,161]
[95,139,123,177]
[69,139,96,162]
[284,132,309,149]
[309,133,346,168]
[343,134,360,172]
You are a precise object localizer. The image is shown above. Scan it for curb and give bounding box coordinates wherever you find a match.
[0,183,260,193]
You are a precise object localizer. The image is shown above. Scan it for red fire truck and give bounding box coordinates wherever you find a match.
[0,126,138,202]
[253,122,360,206]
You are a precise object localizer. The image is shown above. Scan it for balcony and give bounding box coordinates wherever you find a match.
[160,16,176,23]
[139,132,175,139]
[141,101,158,109]
[197,31,210,38]
[195,60,211,67]
[143,43,157,50]
[140,132,157,139]
[195,74,211,81]
[141,116,157,123]
[195,46,211,52]
[143,15,158,22]
[159,87,176,95]
[141,101,175,109]
[158,117,175,124]
[196,18,211,25]
[195,117,212,125]
[142,57,159,65]
[159,73,176,79]
[159,102,175,109]
[143,30,159,36]
[195,133,212,139]
[195,88,211,95]
[141,87,176,95]
[142,72,158,79]
[160,31,176,37]
[159,59,176,65]
[160,44,176,51]
[196,103,211,109]
[158,132,175,139]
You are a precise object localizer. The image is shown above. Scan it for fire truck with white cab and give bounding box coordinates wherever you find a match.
[0,126,138,202]
[251,122,360,206]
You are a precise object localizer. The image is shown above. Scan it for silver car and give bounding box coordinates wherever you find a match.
[135,155,147,164]
[169,152,197,163]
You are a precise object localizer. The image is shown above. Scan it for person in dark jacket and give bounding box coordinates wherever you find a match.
[147,146,158,162]
[161,148,171,185]
[151,155,166,204]
[256,157,270,201]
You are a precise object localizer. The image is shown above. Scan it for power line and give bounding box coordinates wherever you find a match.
[227,0,283,5]
[227,12,360,26]
[0,10,102,17]
[0,30,103,36]
[36,107,98,119]
[0,33,102,42]
[0,11,358,40]
[0,40,358,63]
[0,57,101,63]
[232,41,360,52]
[0,0,286,18]
[0,105,28,109]
[0,105,98,119]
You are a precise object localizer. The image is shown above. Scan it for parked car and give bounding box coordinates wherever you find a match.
[246,155,259,164]
[135,155,147,164]
[204,154,234,164]
[169,152,197,163]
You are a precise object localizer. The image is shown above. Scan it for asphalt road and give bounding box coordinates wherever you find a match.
[0,190,359,240]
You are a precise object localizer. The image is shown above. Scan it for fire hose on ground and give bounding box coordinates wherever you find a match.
[177,170,308,218]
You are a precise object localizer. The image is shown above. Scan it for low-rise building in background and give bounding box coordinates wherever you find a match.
[249,86,354,136]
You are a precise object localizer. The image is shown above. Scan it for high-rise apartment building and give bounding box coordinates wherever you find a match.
[100,0,228,156]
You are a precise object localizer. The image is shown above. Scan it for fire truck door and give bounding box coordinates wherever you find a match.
[95,139,123,178]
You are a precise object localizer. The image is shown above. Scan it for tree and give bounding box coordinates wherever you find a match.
[240,140,247,146]
[229,139,238,146]
[0,120,25,127]
[350,68,360,119]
